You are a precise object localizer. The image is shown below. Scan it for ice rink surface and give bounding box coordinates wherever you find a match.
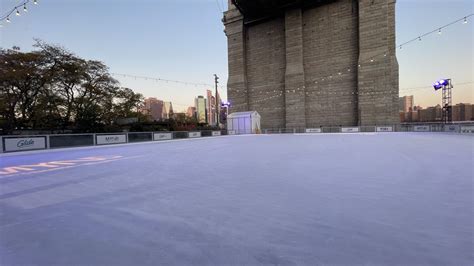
[0,133,473,265]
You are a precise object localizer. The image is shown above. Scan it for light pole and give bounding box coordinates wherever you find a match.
[214,74,219,128]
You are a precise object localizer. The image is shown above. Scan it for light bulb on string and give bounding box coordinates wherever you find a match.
[418,36,421,41]
[438,28,442,35]
[6,17,11,23]
[34,0,38,5]
[16,8,21,16]
[463,17,468,24]
[23,4,28,12]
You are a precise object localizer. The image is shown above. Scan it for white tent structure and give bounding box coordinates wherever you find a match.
[227,111,261,134]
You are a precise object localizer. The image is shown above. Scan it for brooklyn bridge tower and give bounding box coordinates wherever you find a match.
[223,0,399,128]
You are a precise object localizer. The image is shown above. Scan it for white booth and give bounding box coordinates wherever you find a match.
[227,111,261,134]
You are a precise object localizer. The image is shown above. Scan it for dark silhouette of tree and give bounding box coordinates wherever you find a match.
[0,40,145,134]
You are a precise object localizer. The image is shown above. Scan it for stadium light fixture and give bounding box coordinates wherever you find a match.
[433,79,448,90]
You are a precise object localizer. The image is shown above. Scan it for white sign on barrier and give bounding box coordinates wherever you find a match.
[96,134,127,145]
[376,126,393,132]
[461,126,474,134]
[188,132,201,138]
[228,130,236,135]
[154,133,173,141]
[212,131,221,136]
[444,125,459,133]
[414,125,430,132]
[4,137,47,152]
[341,127,360,133]
[305,128,322,133]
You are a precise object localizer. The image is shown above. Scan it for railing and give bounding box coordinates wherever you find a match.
[0,130,230,153]
[2,123,473,153]
[264,122,474,135]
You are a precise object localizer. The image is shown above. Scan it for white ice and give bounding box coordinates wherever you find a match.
[0,133,473,265]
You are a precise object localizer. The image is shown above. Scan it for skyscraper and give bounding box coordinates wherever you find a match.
[162,102,174,120]
[142,98,164,121]
[207,90,216,125]
[195,96,208,123]
[186,106,196,119]
[399,96,414,113]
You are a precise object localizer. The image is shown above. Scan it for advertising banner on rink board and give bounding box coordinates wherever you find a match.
[376,126,393,132]
[153,133,173,141]
[4,137,47,152]
[460,126,474,134]
[305,128,322,133]
[341,127,360,133]
[212,131,221,136]
[227,130,236,135]
[414,125,430,132]
[188,132,201,138]
[96,134,127,145]
[444,125,459,133]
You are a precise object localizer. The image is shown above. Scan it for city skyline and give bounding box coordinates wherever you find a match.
[1,0,473,109]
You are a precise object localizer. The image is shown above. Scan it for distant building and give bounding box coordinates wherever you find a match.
[172,112,187,121]
[195,96,207,123]
[399,96,414,112]
[207,90,216,126]
[142,98,164,121]
[205,90,223,126]
[162,102,174,120]
[401,103,474,123]
[452,103,473,121]
[419,105,442,122]
[400,110,419,123]
[186,106,196,118]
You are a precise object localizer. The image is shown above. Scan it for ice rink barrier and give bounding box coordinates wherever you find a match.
[0,130,229,153]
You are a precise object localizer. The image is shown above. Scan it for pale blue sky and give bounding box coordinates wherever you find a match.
[1,0,473,111]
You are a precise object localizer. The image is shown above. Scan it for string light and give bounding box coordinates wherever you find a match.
[438,28,442,35]
[110,73,221,89]
[1,0,39,25]
[227,14,474,109]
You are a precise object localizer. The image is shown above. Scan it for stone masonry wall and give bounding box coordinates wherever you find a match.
[303,0,359,127]
[246,18,286,129]
[224,0,399,129]
[358,0,399,126]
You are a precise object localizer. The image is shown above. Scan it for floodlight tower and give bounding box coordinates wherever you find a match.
[433,79,453,123]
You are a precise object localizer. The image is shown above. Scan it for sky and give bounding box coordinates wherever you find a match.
[0,0,473,111]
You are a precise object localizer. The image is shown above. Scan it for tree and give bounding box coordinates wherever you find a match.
[0,40,145,134]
